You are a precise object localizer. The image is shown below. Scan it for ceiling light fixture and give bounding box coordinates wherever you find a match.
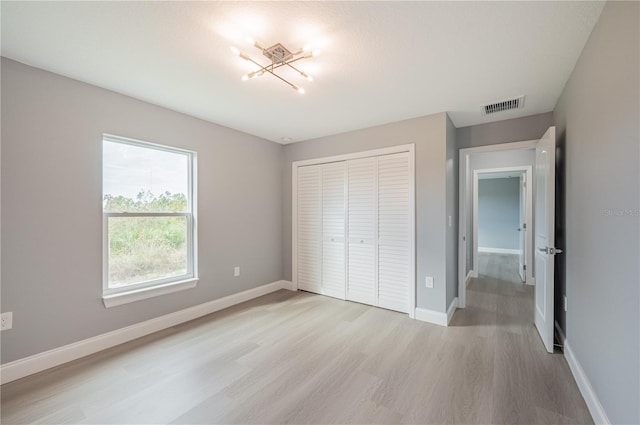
[230,40,318,94]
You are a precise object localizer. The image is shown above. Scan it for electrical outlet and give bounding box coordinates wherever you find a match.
[564,295,568,312]
[425,276,434,289]
[1,312,13,331]
[234,266,240,277]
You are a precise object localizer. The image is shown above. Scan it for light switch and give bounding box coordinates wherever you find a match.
[234,266,240,277]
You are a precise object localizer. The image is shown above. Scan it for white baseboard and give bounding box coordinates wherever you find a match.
[564,340,610,425]
[415,298,457,326]
[478,247,521,255]
[465,270,473,287]
[446,297,458,325]
[0,280,294,384]
[414,307,447,326]
[471,270,478,278]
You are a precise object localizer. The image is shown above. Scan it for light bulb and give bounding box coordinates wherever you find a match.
[241,74,249,81]
[301,72,313,82]
[291,84,306,94]
[312,49,321,57]
[229,46,240,56]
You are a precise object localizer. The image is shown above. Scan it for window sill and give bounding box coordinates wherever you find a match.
[102,278,198,308]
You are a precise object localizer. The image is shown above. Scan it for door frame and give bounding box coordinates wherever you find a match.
[292,144,416,318]
[472,166,533,285]
[458,140,537,309]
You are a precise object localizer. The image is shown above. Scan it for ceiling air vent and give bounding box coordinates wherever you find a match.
[481,95,525,116]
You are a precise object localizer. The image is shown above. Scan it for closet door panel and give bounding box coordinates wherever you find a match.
[377,153,410,313]
[321,162,346,299]
[347,158,376,305]
[297,165,322,293]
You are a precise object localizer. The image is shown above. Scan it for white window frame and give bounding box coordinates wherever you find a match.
[102,134,198,308]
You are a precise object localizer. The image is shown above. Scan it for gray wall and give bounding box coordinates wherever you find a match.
[283,113,452,313]
[553,2,639,424]
[457,112,553,149]
[445,115,458,308]
[478,178,520,250]
[0,59,284,363]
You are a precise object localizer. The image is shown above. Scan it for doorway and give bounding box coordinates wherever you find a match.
[473,166,533,285]
[457,128,559,353]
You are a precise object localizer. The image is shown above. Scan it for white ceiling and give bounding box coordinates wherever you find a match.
[1,1,604,144]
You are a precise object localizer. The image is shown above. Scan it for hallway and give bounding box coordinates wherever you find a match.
[450,252,592,423]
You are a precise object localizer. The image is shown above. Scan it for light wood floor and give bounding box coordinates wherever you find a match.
[1,255,592,424]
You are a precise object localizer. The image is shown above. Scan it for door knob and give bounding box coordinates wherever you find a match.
[538,247,563,255]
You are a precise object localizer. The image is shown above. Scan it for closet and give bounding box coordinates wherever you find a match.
[294,147,413,314]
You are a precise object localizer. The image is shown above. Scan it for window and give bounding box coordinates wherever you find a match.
[102,135,197,306]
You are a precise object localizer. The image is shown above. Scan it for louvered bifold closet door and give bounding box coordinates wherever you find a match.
[321,162,347,299]
[297,165,322,294]
[377,153,410,313]
[347,157,377,305]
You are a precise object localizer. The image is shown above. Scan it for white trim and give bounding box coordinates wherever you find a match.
[103,278,199,308]
[407,147,416,318]
[293,144,415,167]
[472,170,479,285]
[291,163,299,291]
[457,151,469,308]
[478,247,521,255]
[414,298,458,327]
[414,307,448,327]
[0,280,294,384]
[292,144,416,318]
[458,141,537,310]
[446,297,458,324]
[102,134,198,300]
[465,270,473,287]
[460,139,538,155]
[471,270,478,278]
[564,340,610,425]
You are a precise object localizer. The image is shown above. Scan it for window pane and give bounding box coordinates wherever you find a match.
[103,140,189,212]
[108,216,188,288]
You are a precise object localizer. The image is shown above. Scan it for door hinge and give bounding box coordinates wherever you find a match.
[523,265,527,271]
[523,223,527,230]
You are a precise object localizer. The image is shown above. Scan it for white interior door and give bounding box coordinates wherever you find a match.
[377,153,410,313]
[297,165,322,294]
[518,173,527,282]
[534,126,557,353]
[321,162,347,299]
[347,157,377,305]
